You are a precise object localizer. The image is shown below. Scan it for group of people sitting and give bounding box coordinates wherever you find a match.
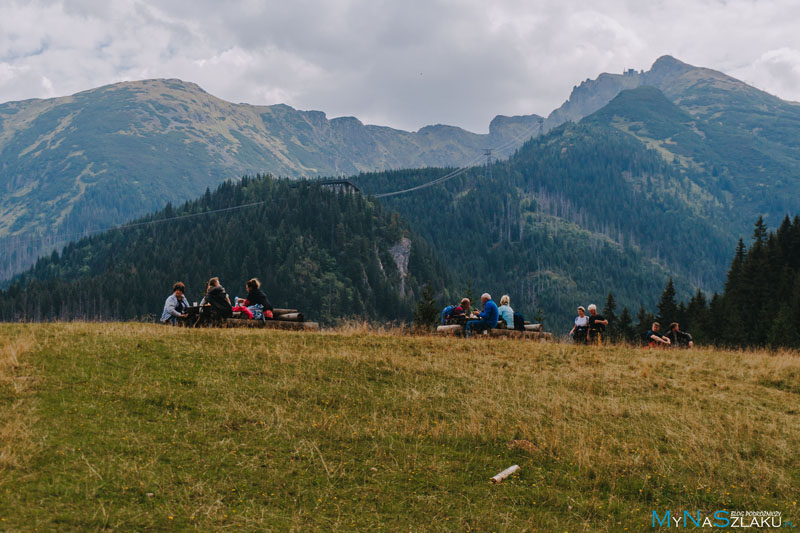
[645,321,694,348]
[160,277,273,326]
[442,293,524,335]
[570,304,693,347]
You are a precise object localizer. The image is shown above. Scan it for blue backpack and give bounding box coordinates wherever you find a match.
[441,305,456,325]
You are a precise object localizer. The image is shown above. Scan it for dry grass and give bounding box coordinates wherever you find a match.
[0,330,37,471]
[0,322,797,531]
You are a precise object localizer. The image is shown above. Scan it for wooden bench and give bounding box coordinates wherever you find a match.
[224,318,320,331]
[436,323,552,341]
[488,329,552,341]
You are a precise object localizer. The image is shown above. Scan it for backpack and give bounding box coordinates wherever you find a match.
[513,313,525,331]
[441,305,455,325]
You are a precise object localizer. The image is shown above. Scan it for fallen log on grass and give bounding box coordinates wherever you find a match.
[490,464,520,484]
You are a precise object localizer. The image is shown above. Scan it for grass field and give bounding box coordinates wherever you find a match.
[1,323,798,531]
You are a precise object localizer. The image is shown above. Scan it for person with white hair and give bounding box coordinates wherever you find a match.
[587,303,608,344]
[569,306,589,344]
[465,293,499,336]
[497,294,514,329]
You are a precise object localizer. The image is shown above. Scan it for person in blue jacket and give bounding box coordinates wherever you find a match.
[466,293,499,336]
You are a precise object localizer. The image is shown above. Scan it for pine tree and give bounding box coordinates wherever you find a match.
[657,278,678,326]
[602,291,618,341]
[617,306,635,343]
[752,216,768,248]
[767,304,799,348]
[464,279,476,313]
[636,305,656,343]
[686,290,709,344]
[413,282,439,329]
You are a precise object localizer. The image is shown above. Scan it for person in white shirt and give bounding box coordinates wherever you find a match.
[570,306,590,343]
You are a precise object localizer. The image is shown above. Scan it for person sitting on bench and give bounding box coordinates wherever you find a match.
[240,278,274,320]
[446,298,471,325]
[645,322,671,348]
[497,295,514,329]
[466,293,499,336]
[664,322,694,348]
[200,277,233,321]
[160,281,190,325]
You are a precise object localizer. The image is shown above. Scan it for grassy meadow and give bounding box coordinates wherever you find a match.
[1,323,798,531]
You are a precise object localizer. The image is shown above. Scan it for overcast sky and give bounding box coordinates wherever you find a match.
[1,0,799,132]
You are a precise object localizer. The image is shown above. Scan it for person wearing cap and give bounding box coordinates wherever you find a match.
[465,293,499,336]
[570,306,589,344]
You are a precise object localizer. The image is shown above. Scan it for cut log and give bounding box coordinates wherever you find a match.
[487,329,552,341]
[275,312,304,322]
[436,324,463,335]
[524,324,541,332]
[223,319,319,331]
[490,464,520,484]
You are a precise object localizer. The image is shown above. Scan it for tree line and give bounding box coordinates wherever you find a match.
[0,175,450,324]
[597,215,800,348]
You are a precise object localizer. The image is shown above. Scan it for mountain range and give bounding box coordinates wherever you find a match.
[3,55,800,329]
[0,79,541,277]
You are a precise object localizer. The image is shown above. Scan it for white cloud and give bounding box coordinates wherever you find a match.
[0,0,799,131]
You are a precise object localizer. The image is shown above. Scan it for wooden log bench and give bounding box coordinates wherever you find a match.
[224,318,320,331]
[488,329,552,341]
[436,324,552,341]
[221,307,316,330]
[436,324,464,335]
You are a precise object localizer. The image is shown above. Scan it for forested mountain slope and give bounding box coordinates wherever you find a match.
[0,78,540,278]
[355,118,734,330]
[546,56,800,228]
[0,176,450,323]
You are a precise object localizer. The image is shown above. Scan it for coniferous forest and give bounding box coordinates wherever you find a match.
[0,176,450,324]
[354,121,735,330]
[600,216,800,348]
[1,167,798,348]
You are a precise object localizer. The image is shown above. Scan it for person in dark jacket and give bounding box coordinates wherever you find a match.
[665,322,694,348]
[240,278,273,319]
[200,277,232,319]
[645,322,671,348]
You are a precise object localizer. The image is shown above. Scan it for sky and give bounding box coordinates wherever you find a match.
[1,0,799,132]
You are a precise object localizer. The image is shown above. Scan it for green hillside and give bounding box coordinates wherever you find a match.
[0,79,541,278]
[2,323,798,530]
[586,84,800,226]
[354,119,733,330]
[0,175,449,323]
[546,56,800,226]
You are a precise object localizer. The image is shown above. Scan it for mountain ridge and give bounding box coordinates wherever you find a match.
[0,78,541,277]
